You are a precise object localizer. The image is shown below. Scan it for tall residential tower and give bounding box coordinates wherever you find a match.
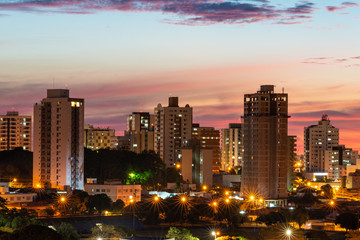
[0,111,31,151]
[33,89,84,190]
[154,97,192,167]
[241,85,289,199]
[126,112,154,153]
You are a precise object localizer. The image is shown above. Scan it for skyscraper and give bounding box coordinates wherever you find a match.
[154,97,192,167]
[304,114,339,173]
[192,123,220,173]
[33,89,84,190]
[220,123,244,171]
[0,111,31,151]
[241,85,289,199]
[126,112,154,153]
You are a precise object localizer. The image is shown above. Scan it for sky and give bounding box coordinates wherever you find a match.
[0,0,360,153]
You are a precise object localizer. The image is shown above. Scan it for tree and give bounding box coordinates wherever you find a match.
[320,184,334,199]
[0,197,6,210]
[55,222,80,240]
[257,211,287,226]
[88,194,112,214]
[336,212,359,231]
[112,199,125,212]
[292,207,309,229]
[68,190,89,214]
[166,227,199,240]
[91,224,126,239]
[7,224,63,240]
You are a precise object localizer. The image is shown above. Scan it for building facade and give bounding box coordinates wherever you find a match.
[304,114,339,172]
[192,123,220,174]
[126,112,154,153]
[0,111,31,151]
[33,89,84,190]
[84,124,116,150]
[220,123,244,171]
[84,184,141,204]
[241,85,289,199]
[324,145,358,180]
[154,97,192,167]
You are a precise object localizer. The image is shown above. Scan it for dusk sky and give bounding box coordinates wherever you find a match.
[1,0,360,153]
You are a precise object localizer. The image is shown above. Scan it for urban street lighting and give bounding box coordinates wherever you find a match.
[285,229,292,239]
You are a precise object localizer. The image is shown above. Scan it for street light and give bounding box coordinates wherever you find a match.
[212,231,220,240]
[249,195,255,201]
[285,229,292,239]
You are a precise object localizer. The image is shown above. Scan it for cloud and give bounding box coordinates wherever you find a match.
[326,2,359,12]
[0,0,316,25]
[302,55,360,66]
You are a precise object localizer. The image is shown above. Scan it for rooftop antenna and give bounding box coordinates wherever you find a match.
[53,79,55,89]
[65,84,68,89]
[282,87,284,93]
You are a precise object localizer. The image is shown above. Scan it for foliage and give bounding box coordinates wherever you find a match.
[88,194,112,214]
[91,224,126,239]
[305,231,330,240]
[55,222,80,240]
[216,237,248,240]
[112,199,125,212]
[3,224,63,240]
[166,227,199,240]
[336,212,359,231]
[0,148,33,185]
[68,190,90,214]
[291,189,319,207]
[257,211,287,226]
[84,149,166,190]
[291,207,309,229]
[345,231,360,240]
[0,197,6,210]
[320,184,334,199]
[0,208,39,230]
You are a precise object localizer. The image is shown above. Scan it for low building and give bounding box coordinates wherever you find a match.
[0,183,37,204]
[213,174,241,188]
[84,124,117,150]
[346,169,360,189]
[84,184,141,204]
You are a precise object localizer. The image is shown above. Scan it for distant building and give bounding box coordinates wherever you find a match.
[116,134,131,151]
[0,111,31,151]
[154,97,192,167]
[84,124,116,150]
[241,85,289,199]
[220,123,243,171]
[0,182,37,204]
[126,112,154,153]
[181,140,213,187]
[288,136,297,191]
[192,123,220,174]
[324,145,359,180]
[346,169,360,189]
[304,114,339,173]
[33,89,84,190]
[84,184,141,204]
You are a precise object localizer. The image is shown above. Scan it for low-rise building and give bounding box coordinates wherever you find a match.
[84,184,141,205]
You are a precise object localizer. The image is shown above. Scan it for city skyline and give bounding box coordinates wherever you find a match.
[1,0,359,153]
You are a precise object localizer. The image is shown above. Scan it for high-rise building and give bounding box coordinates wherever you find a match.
[33,89,84,190]
[287,136,297,191]
[126,112,154,153]
[220,123,244,171]
[324,145,358,180]
[154,97,192,167]
[192,123,220,173]
[0,111,31,151]
[84,124,116,150]
[181,140,213,187]
[304,114,339,172]
[241,85,289,199]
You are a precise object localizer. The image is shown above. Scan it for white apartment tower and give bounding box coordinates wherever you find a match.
[304,114,339,172]
[154,97,192,167]
[33,89,84,190]
[220,123,243,171]
[0,111,31,151]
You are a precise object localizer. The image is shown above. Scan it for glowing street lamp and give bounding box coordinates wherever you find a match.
[181,196,187,203]
[153,196,159,202]
[249,195,255,201]
[13,178,17,182]
[176,163,181,169]
[203,185,207,191]
[285,229,292,239]
[60,196,66,203]
[225,198,230,204]
[212,231,220,240]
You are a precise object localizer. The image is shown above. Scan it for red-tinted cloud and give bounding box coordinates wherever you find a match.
[0,0,316,25]
[326,2,359,12]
